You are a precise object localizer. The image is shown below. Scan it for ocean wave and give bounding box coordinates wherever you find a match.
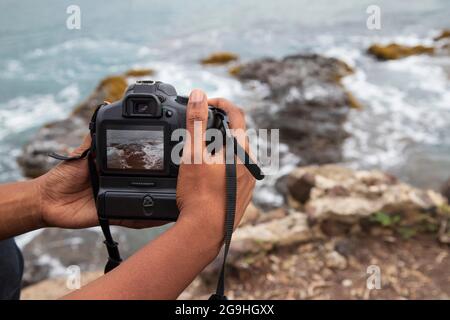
[342,53,450,170]
[25,38,138,59]
[0,84,80,140]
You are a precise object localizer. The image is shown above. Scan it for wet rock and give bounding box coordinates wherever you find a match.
[434,29,450,42]
[200,52,239,65]
[367,43,434,60]
[236,54,356,164]
[21,228,107,286]
[228,64,242,76]
[123,69,154,77]
[17,70,153,178]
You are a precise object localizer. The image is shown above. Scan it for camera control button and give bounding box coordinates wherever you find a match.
[175,95,189,105]
[165,110,173,117]
[142,195,154,215]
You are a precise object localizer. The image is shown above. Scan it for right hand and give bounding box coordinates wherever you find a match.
[176,89,256,243]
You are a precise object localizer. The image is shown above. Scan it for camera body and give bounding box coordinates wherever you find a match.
[94,80,224,221]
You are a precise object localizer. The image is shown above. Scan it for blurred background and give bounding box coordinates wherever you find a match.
[0,0,449,299]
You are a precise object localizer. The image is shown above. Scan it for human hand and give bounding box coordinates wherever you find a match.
[176,89,256,245]
[35,136,167,229]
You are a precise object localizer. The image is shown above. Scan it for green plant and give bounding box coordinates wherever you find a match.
[398,227,417,239]
[370,211,401,227]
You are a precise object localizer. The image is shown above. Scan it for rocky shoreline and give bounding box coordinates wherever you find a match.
[21,164,450,299]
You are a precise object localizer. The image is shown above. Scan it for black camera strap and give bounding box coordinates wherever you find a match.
[208,119,236,300]
[49,103,264,300]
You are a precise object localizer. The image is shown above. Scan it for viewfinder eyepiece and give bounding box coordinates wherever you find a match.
[123,94,162,118]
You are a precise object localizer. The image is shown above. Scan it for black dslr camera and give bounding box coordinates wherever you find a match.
[49,80,263,297]
[93,80,226,221]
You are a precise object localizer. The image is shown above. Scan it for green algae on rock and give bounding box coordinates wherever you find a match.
[367,43,434,60]
[123,68,155,77]
[200,51,239,65]
[434,29,450,42]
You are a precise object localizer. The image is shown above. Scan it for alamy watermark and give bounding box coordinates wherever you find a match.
[366,265,382,290]
[66,265,81,290]
[170,122,280,175]
[366,5,381,30]
[66,5,81,30]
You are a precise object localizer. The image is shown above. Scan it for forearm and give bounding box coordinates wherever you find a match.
[64,218,222,299]
[0,180,42,240]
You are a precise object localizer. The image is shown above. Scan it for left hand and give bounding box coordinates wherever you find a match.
[35,135,167,229]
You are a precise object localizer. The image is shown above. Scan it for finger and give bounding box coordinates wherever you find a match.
[184,89,209,163]
[208,97,250,157]
[69,134,92,156]
[207,98,246,130]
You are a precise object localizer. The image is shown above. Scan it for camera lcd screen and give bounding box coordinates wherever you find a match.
[106,127,164,171]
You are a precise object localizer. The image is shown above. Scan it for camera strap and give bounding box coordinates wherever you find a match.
[49,103,264,300]
[207,118,236,300]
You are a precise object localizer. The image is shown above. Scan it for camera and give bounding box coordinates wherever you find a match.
[93,80,226,221]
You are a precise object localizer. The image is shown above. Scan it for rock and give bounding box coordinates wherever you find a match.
[434,29,450,42]
[231,211,317,257]
[123,69,154,77]
[236,54,356,164]
[200,52,239,65]
[287,172,315,204]
[344,90,363,109]
[228,64,242,76]
[17,69,153,178]
[286,165,448,236]
[367,43,434,60]
[256,207,287,224]
[239,202,261,226]
[21,228,108,286]
[324,250,347,270]
[440,178,450,202]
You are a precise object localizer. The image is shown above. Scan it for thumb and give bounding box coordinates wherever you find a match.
[183,89,208,164]
[69,134,91,156]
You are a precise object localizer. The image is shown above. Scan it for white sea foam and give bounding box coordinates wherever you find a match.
[26,38,137,59]
[342,53,450,170]
[0,84,79,140]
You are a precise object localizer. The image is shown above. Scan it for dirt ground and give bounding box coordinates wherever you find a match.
[181,233,450,300]
[21,232,449,300]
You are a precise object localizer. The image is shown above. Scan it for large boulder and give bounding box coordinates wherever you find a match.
[286,165,449,240]
[235,54,356,164]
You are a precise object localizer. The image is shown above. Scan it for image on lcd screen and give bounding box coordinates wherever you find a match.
[106,128,164,170]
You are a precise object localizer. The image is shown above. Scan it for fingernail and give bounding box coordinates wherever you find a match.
[189,89,204,104]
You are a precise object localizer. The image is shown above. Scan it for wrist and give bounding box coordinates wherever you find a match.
[0,178,44,240]
[27,178,45,229]
[175,214,224,259]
